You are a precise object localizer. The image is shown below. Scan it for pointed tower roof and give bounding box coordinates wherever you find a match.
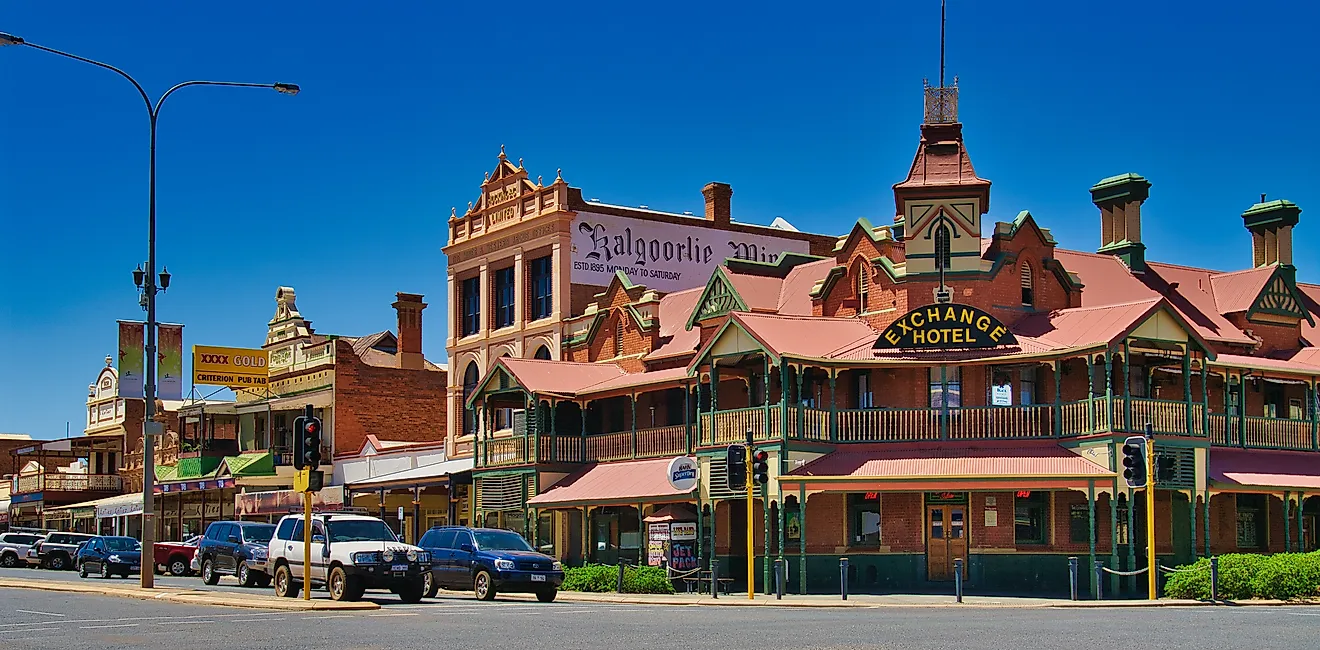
[891,104,991,215]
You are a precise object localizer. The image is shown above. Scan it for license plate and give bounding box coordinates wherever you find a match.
[391,564,409,572]
[130,566,140,571]
[530,574,546,582]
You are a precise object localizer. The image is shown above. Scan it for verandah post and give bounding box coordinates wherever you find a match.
[1201,361,1210,439]
[580,400,588,463]
[1053,360,1063,437]
[1188,488,1196,559]
[796,366,806,437]
[1239,377,1248,447]
[1105,348,1115,432]
[799,482,807,594]
[1203,489,1211,558]
[1088,480,1097,600]
[711,364,720,445]
[684,384,693,454]
[1183,349,1194,436]
[939,365,949,440]
[764,355,772,442]
[630,393,638,459]
[1122,342,1131,432]
[1297,491,1305,552]
[548,398,557,462]
[1310,380,1318,451]
[1284,490,1292,552]
[1126,486,1136,595]
[829,370,838,442]
[1109,478,1120,596]
[780,362,790,440]
[1087,355,1097,433]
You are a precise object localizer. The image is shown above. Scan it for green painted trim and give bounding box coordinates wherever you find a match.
[685,266,751,331]
[810,265,848,300]
[1244,266,1314,326]
[725,251,827,278]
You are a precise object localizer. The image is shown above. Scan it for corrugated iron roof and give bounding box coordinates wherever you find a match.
[1209,267,1276,315]
[496,358,626,396]
[1209,448,1320,490]
[526,457,693,506]
[790,441,1111,478]
[730,312,879,360]
[1013,298,1162,350]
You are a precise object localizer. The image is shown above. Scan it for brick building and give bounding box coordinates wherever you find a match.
[463,80,1320,597]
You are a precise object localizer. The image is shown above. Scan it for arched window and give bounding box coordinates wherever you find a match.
[534,345,552,360]
[614,318,624,357]
[1020,261,1034,306]
[856,261,869,310]
[934,223,952,271]
[462,362,480,436]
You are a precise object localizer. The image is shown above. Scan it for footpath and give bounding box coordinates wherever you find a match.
[0,576,380,611]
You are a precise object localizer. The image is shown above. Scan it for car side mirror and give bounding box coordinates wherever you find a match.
[312,535,326,544]
[459,543,474,553]
[227,535,240,544]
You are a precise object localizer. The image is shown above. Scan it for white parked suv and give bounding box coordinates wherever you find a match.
[266,512,431,602]
[0,532,44,568]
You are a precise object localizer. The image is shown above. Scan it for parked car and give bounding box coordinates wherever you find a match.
[76,536,142,579]
[266,512,430,602]
[153,535,202,576]
[417,526,563,602]
[198,522,276,588]
[28,532,96,570]
[0,532,44,568]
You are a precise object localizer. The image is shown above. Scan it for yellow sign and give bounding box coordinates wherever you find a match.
[193,345,269,387]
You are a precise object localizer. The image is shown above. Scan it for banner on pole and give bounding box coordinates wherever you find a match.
[157,323,184,400]
[117,321,145,398]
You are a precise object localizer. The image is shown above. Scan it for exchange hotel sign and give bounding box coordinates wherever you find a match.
[874,303,1017,350]
[193,345,270,388]
[571,212,810,292]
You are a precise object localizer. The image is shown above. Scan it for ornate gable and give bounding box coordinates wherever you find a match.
[1248,270,1313,325]
[685,268,748,330]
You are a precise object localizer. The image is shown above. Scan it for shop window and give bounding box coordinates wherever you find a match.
[462,362,479,436]
[1020,261,1034,306]
[493,267,515,329]
[847,493,881,546]
[856,371,874,408]
[1289,398,1304,420]
[504,509,526,537]
[1236,494,1267,549]
[929,366,962,408]
[1069,503,1091,544]
[1263,384,1286,419]
[537,512,554,555]
[529,255,553,321]
[461,276,481,337]
[1014,491,1049,545]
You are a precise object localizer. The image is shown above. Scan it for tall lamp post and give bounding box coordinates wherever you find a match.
[1,32,298,589]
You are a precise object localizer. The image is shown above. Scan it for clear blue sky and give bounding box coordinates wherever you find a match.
[2,1,1317,439]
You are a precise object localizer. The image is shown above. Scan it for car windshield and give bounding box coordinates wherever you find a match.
[105,538,141,552]
[241,525,275,544]
[473,530,534,552]
[327,520,397,543]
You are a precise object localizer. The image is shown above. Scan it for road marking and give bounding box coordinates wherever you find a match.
[14,609,66,617]
[156,621,215,625]
[0,628,61,634]
[1287,612,1320,616]
[367,612,419,617]
[309,615,353,619]
[80,623,139,630]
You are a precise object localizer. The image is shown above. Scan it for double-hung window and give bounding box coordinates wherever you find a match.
[529,256,553,321]
[494,267,515,329]
[461,277,481,337]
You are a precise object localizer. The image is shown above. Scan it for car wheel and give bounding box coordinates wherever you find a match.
[536,589,557,603]
[238,563,258,588]
[100,562,111,579]
[423,571,439,598]
[328,566,363,602]
[474,570,496,601]
[201,559,219,585]
[0,552,18,568]
[78,561,88,578]
[274,564,299,598]
[48,554,67,571]
[169,557,190,577]
[398,576,425,604]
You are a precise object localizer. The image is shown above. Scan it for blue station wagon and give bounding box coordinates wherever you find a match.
[418,527,563,602]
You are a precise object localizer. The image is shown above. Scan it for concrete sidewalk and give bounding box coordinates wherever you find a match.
[0,576,381,611]
[444,590,1317,608]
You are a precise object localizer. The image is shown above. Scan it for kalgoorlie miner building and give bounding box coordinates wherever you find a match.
[446,80,1319,596]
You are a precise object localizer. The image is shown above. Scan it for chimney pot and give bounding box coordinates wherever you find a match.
[1091,173,1151,272]
[1242,199,1301,268]
[392,292,427,370]
[701,182,733,225]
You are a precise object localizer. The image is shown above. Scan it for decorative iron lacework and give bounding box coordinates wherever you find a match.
[698,277,739,319]
[1253,275,1306,319]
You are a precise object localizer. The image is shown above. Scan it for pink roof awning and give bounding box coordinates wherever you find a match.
[527,458,694,508]
[1210,448,1320,490]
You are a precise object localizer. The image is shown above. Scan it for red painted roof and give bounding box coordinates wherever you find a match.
[578,366,692,396]
[645,287,705,362]
[1213,352,1320,375]
[777,258,836,315]
[1301,284,1320,343]
[1209,267,1276,315]
[495,358,625,396]
[725,273,785,312]
[526,457,693,506]
[727,312,879,360]
[789,441,1111,478]
[1012,298,1164,350]
[1209,448,1320,490]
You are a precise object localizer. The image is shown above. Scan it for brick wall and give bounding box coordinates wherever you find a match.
[1227,316,1303,354]
[882,493,925,553]
[570,284,605,319]
[802,492,845,553]
[332,339,448,456]
[970,491,1016,550]
[0,438,33,478]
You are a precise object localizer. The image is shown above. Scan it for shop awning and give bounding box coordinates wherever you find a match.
[527,458,694,508]
[235,486,347,517]
[1209,448,1320,491]
[644,503,698,523]
[346,458,474,490]
[781,441,1113,492]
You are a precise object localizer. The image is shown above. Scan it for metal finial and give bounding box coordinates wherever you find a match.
[518,157,524,168]
[468,201,474,211]
[485,171,490,181]
[537,175,543,186]
[451,206,457,218]
[499,144,506,158]
[1261,193,1267,203]
[556,168,563,181]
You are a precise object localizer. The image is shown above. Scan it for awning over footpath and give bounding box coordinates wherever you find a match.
[1209,448,1320,491]
[644,503,698,523]
[528,457,694,508]
[780,441,1113,492]
[346,458,473,490]
[43,493,144,519]
[235,485,347,517]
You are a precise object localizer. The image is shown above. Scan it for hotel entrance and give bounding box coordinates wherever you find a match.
[926,492,968,581]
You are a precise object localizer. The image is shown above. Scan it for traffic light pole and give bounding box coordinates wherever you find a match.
[303,485,312,601]
[745,441,754,601]
[1145,433,1157,600]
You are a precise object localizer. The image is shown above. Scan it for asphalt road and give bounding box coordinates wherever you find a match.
[3,581,1319,650]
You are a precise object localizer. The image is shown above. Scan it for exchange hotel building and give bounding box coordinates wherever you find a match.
[452,86,1320,595]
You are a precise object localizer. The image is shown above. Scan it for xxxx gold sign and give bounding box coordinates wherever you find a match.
[874,303,1017,350]
[193,345,269,387]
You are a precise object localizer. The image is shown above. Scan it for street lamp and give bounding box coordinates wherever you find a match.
[2,31,298,589]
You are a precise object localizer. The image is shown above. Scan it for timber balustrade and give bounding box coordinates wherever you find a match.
[1206,412,1318,451]
[12,473,123,494]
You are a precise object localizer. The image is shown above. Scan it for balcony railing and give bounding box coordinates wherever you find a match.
[1208,412,1318,451]
[949,405,1054,440]
[13,473,123,495]
[1123,398,1204,436]
[483,437,529,468]
[583,425,687,462]
[699,406,783,445]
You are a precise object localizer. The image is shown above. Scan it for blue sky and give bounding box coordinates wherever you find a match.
[2,1,1317,439]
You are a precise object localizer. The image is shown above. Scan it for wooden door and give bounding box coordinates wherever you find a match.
[926,505,968,581]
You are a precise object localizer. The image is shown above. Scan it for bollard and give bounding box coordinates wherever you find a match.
[775,559,784,600]
[617,562,625,593]
[1210,556,1219,603]
[1094,560,1104,601]
[1068,556,1079,601]
[1156,561,1164,598]
[840,557,849,601]
[711,559,719,599]
[953,559,963,603]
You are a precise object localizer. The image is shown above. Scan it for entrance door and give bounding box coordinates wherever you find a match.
[1303,513,1317,552]
[926,505,968,581]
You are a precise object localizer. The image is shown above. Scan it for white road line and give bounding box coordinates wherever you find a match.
[0,628,61,634]
[223,619,285,623]
[14,609,66,617]
[309,615,354,619]
[155,621,215,625]
[367,612,419,617]
[79,623,139,630]
[1286,612,1320,616]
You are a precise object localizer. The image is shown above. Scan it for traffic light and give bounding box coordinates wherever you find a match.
[302,415,323,470]
[1121,436,1147,488]
[751,450,770,486]
[725,444,746,491]
[1155,454,1177,483]
[293,414,307,470]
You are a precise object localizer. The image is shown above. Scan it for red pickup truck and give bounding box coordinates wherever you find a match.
[153,536,201,576]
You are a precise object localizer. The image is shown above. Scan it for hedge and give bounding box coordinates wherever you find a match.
[1164,552,1320,600]
[560,564,675,594]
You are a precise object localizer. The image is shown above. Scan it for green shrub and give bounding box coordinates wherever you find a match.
[561,564,675,594]
[1164,552,1320,601]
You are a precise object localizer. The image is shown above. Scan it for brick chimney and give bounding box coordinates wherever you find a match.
[1242,199,1300,268]
[392,292,427,370]
[702,182,732,225]
[1090,173,1152,273]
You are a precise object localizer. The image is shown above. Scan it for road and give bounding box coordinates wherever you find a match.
[3,578,1319,650]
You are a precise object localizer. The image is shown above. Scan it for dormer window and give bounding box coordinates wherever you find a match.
[1020,261,1034,306]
